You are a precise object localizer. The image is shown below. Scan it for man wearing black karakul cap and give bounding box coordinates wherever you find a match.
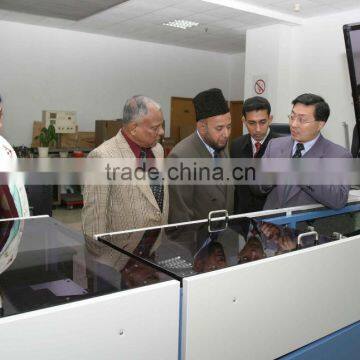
[168,88,234,223]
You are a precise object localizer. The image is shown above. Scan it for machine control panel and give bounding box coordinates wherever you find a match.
[42,110,77,133]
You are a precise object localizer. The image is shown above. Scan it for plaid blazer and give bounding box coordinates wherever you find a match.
[82,131,168,268]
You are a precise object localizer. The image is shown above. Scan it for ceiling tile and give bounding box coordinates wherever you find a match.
[185,12,221,24]
[332,0,360,10]
[0,0,131,20]
[202,6,245,19]
[4,0,337,53]
[171,0,220,12]
[151,6,194,19]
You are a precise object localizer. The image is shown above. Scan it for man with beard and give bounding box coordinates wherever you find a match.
[168,88,234,223]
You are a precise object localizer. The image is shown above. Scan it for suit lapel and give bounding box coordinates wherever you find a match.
[192,132,227,194]
[191,132,212,159]
[244,135,253,157]
[303,134,325,158]
[281,137,298,204]
[257,131,274,158]
[116,131,161,211]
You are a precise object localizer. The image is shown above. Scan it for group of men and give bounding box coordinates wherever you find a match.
[0,90,352,269]
[82,88,352,254]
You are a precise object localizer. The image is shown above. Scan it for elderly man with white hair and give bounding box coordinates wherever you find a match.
[82,95,167,269]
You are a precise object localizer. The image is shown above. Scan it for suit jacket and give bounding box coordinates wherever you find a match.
[168,132,234,223]
[82,131,169,268]
[230,131,278,214]
[261,134,352,210]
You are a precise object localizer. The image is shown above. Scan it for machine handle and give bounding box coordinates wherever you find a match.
[297,230,319,249]
[208,210,229,233]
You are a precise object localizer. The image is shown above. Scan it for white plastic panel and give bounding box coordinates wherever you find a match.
[0,280,179,360]
[182,235,360,360]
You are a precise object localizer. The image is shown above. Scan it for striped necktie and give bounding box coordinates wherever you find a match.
[139,149,164,212]
[254,142,262,157]
[293,143,305,158]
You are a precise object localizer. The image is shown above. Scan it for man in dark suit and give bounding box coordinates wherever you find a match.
[261,93,351,210]
[230,96,278,214]
[168,88,234,223]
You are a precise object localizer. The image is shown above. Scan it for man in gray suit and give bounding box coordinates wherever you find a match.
[261,93,351,210]
[168,88,234,223]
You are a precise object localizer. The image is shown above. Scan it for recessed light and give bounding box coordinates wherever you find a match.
[163,19,199,30]
[294,3,301,12]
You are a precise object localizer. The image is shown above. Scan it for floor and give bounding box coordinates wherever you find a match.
[53,207,82,232]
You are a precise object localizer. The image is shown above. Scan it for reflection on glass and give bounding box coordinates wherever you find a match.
[100,216,340,279]
[0,219,24,274]
[0,218,25,316]
[238,237,266,264]
[193,241,227,273]
[0,184,19,220]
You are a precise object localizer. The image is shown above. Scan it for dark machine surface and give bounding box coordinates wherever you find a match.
[0,217,172,318]
[99,210,360,282]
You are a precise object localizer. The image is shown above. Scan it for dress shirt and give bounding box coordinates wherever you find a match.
[122,129,154,159]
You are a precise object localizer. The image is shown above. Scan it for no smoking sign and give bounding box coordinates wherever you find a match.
[254,79,266,95]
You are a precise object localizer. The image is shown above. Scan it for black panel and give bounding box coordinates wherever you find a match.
[344,22,360,157]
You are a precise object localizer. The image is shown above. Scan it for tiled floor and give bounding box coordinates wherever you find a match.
[53,207,82,232]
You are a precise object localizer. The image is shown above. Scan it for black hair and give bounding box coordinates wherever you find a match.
[292,93,330,122]
[242,96,271,117]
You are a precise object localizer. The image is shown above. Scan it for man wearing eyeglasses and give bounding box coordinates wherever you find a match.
[230,96,279,214]
[260,93,351,210]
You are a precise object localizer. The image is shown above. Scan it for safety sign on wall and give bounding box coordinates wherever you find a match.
[252,75,268,97]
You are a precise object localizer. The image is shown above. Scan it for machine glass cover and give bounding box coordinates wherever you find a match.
[0,217,172,318]
[99,216,333,280]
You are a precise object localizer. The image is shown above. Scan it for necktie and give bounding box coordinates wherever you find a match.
[292,143,305,158]
[254,142,261,157]
[139,149,164,212]
[282,142,305,206]
[139,148,147,169]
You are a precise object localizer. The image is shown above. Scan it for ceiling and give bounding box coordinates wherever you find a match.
[0,0,359,54]
[0,0,130,21]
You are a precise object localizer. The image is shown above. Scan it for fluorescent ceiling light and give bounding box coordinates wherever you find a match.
[200,0,303,25]
[163,19,199,30]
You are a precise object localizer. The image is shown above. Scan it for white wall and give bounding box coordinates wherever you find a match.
[292,10,360,147]
[229,52,246,101]
[244,8,360,147]
[0,20,245,145]
[244,25,280,116]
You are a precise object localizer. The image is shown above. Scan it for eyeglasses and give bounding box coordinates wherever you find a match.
[288,113,315,125]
